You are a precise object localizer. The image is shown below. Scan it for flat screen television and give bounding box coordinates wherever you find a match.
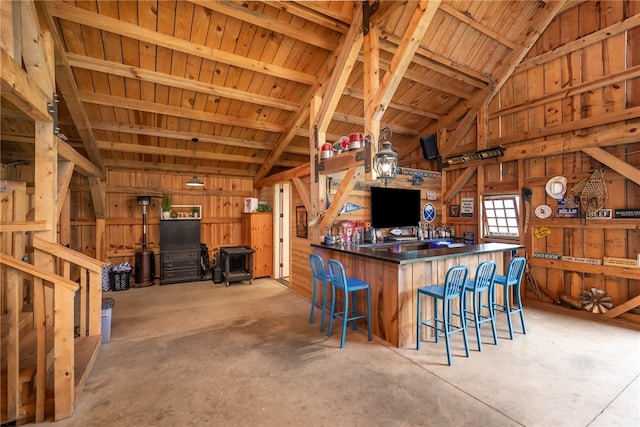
[370,187,421,229]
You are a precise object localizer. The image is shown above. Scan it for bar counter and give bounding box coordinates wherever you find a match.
[312,241,524,348]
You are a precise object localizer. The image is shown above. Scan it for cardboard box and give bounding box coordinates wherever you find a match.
[244,198,258,213]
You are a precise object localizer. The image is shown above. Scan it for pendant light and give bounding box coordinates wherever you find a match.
[186,137,204,187]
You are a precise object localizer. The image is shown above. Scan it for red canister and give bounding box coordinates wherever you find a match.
[348,133,364,150]
[321,142,334,159]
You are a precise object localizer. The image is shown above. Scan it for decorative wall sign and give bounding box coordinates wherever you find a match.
[556,207,579,218]
[533,252,562,260]
[422,203,436,223]
[562,255,602,265]
[449,205,460,217]
[586,209,612,219]
[533,226,551,238]
[460,198,474,217]
[603,257,639,268]
[614,209,640,218]
[296,206,308,238]
[427,191,437,200]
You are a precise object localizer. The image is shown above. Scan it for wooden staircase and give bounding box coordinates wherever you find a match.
[1,238,105,424]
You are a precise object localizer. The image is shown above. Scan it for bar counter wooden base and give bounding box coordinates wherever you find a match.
[313,242,523,348]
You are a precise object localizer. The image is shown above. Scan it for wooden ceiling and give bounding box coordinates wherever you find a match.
[1,0,570,182]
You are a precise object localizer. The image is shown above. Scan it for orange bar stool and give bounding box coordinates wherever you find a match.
[327,259,372,348]
[417,265,469,366]
[493,257,527,339]
[464,261,498,351]
[308,254,331,332]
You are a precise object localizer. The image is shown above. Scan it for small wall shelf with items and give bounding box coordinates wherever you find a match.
[160,204,202,220]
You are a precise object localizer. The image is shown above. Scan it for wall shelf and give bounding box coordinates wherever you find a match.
[161,204,202,219]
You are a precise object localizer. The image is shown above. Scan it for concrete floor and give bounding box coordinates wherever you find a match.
[48,278,639,427]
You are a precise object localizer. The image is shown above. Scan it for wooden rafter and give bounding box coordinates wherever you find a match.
[81,92,286,134]
[254,3,363,183]
[0,48,51,122]
[46,1,316,86]
[191,0,339,51]
[370,0,441,121]
[66,54,300,112]
[102,159,257,178]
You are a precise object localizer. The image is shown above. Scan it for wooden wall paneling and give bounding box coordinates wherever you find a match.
[511,69,529,135]
[527,156,551,296]
[630,2,640,108]
[289,187,312,299]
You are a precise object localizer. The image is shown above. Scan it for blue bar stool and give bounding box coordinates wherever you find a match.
[308,254,331,332]
[327,259,372,348]
[464,261,498,351]
[416,265,470,366]
[493,257,527,339]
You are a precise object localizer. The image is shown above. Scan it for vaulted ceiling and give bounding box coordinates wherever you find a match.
[1,0,570,183]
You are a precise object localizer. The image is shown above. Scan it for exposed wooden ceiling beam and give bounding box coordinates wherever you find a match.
[379,36,491,88]
[89,121,308,155]
[316,9,364,132]
[80,92,287,134]
[251,4,365,182]
[342,86,441,120]
[20,0,54,96]
[254,162,311,188]
[371,0,441,121]
[66,54,300,112]
[266,1,350,33]
[46,1,317,86]
[0,48,51,122]
[102,159,256,178]
[191,0,339,51]
[96,140,300,167]
[57,136,103,177]
[438,3,517,50]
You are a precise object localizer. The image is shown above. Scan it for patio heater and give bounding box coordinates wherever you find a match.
[135,195,155,286]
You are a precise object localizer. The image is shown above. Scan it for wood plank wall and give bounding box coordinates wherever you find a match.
[443,1,640,323]
[69,170,267,275]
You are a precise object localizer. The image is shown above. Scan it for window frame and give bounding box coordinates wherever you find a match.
[481,194,521,240]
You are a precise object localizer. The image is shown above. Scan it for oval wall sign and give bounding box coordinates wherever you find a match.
[423,203,436,223]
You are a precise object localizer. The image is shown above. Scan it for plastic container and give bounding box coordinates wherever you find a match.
[101,297,115,343]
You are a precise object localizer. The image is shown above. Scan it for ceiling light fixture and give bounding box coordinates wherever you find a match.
[186,137,205,187]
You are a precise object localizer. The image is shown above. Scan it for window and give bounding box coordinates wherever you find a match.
[482,195,520,239]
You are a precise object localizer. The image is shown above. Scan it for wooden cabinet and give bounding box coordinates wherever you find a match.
[242,213,273,278]
[160,219,200,285]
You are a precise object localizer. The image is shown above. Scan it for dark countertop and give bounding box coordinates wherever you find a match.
[311,241,524,265]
